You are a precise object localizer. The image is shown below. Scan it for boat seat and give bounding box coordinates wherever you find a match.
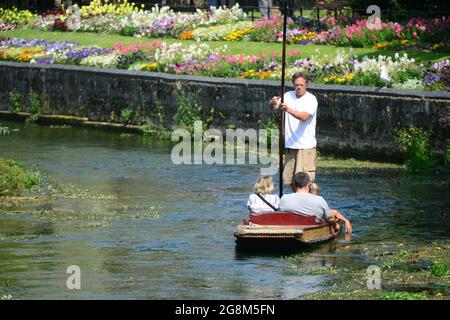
[243,212,325,226]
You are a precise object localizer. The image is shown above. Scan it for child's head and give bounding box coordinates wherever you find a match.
[254,176,274,195]
[309,182,320,195]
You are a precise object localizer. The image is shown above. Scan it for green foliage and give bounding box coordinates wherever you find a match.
[0,7,36,26]
[120,107,133,123]
[120,25,137,37]
[391,68,422,85]
[260,114,278,145]
[394,126,437,170]
[0,159,39,196]
[380,291,429,300]
[347,71,385,87]
[175,91,203,131]
[28,91,41,115]
[9,90,22,113]
[431,261,448,277]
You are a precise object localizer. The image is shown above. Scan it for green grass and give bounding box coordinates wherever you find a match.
[1,28,449,63]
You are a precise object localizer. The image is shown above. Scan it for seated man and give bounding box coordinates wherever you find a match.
[280,172,337,230]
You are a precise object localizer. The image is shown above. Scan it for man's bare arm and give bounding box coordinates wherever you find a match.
[281,103,311,121]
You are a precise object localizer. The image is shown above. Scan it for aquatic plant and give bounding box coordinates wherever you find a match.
[431,261,449,277]
[380,291,429,300]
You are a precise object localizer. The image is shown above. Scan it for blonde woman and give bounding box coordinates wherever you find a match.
[247,176,280,213]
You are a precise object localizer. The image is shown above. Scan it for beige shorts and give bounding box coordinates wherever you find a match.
[282,148,317,184]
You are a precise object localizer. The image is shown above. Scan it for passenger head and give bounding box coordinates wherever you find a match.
[254,176,274,195]
[310,182,320,195]
[291,172,311,191]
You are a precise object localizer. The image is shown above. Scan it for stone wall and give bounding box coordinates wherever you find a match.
[1,61,449,159]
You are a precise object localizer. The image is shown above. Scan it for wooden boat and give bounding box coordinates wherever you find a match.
[234,212,339,250]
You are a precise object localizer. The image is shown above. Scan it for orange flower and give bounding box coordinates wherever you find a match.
[15,49,45,62]
[179,30,193,40]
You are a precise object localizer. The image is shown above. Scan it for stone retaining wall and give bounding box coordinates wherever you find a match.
[1,61,449,159]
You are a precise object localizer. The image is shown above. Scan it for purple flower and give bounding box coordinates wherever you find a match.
[35,57,54,64]
[65,47,112,64]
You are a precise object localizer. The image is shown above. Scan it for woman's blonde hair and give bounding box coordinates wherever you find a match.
[254,176,274,195]
[310,182,320,195]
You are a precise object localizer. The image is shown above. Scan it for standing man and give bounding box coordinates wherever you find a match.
[270,72,318,183]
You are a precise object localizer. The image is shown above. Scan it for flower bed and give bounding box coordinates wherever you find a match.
[2,1,449,51]
[1,37,448,92]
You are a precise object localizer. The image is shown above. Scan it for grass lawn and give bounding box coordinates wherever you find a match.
[1,28,449,63]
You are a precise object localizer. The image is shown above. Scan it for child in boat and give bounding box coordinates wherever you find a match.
[247,176,280,213]
[309,183,352,235]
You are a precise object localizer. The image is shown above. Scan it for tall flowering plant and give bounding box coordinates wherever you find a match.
[249,14,295,42]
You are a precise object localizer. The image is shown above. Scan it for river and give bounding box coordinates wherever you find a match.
[0,120,449,299]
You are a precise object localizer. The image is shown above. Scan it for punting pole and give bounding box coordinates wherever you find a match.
[279,0,288,198]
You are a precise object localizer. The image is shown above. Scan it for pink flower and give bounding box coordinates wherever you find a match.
[412,31,417,38]
[372,35,377,40]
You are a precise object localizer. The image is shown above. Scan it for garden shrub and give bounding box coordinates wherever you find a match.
[347,71,385,87]
[0,159,39,196]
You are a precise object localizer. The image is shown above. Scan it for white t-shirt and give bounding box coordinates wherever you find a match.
[247,194,280,213]
[284,91,318,149]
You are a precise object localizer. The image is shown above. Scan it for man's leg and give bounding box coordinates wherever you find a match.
[282,148,297,185]
[302,147,317,182]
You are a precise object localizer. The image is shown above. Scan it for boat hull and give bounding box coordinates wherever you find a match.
[234,212,338,251]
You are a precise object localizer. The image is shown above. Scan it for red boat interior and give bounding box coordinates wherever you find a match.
[243,212,326,226]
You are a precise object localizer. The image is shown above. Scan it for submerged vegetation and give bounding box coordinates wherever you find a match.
[298,241,450,300]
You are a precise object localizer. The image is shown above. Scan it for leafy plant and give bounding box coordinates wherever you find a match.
[140,118,155,134]
[120,108,133,124]
[120,25,137,37]
[9,90,22,113]
[0,159,39,196]
[28,91,42,115]
[347,71,385,87]
[394,126,437,170]
[380,291,428,300]
[175,91,204,132]
[431,261,449,277]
